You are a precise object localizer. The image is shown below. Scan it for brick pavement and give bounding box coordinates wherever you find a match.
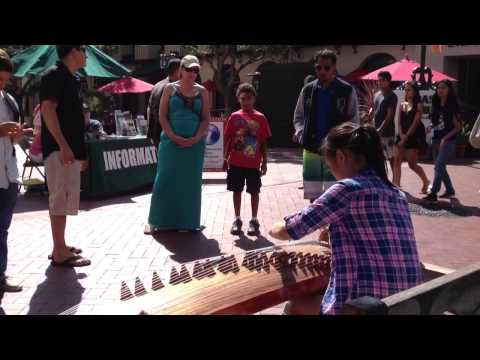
[1,148,479,315]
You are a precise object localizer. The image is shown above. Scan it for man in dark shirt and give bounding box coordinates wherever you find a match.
[146,58,181,148]
[292,49,359,201]
[370,71,398,175]
[40,45,91,267]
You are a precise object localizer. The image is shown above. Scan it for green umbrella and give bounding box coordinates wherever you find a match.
[11,45,131,78]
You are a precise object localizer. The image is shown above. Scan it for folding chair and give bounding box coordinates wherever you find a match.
[17,137,46,190]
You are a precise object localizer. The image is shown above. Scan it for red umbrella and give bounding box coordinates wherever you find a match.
[98,76,154,94]
[361,57,456,82]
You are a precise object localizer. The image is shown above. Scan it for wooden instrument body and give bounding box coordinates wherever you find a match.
[118,241,331,315]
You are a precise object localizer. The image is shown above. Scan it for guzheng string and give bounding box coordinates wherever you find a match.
[128,250,323,291]
[121,240,331,296]
[118,248,330,314]
[130,242,330,289]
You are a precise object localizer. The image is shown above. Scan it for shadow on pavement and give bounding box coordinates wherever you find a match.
[202,178,227,185]
[405,192,480,218]
[418,158,480,168]
[233,233,275,251]
[27,267,86,315]
[152,231,223,263]
[14,188,152,215]
[268,149,303,165]
[81,186,152,211]
[13,193,49,214]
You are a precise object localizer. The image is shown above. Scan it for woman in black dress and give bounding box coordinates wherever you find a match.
[394,81,430,193]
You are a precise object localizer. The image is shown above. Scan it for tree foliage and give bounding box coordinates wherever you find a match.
[0,45,30,56]
[183,45,296,113]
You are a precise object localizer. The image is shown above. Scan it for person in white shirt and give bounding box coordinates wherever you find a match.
[0,49,24,292]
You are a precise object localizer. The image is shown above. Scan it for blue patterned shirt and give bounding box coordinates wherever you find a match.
[285,170,423,314]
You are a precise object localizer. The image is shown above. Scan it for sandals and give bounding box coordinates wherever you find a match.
[48,247,82,260]
[51,255,91,268]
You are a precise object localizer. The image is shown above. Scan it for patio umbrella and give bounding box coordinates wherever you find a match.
[97,76,154,93]
[361,57,456,82]
[11,45,131,78]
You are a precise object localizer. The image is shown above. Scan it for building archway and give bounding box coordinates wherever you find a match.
[344,53,397,84]
[255,60,313,147]
[358,53,397,72]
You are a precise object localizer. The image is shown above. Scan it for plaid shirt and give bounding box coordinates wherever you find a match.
[285,170,422,314]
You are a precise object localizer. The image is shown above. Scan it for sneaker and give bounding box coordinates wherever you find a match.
[247,219,260,236]
[422,193,438,202]
[230,219,243,235]
[0,276,23,293]
[439,191,456,198]
[421,183,430,194]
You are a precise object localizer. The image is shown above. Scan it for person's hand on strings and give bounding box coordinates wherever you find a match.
[318,226,331,249]
[269,221,292,241]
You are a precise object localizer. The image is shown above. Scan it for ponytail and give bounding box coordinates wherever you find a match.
[322,122,393,187]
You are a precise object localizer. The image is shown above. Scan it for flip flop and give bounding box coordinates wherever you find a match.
[51,255,91,268]
[47,247,82,260]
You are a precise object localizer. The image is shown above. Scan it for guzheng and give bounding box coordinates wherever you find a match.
[107,240,331,315]
[60,240,331,315]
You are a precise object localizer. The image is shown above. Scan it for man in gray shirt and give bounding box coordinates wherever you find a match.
[370,71,398,175]
[147,58,181,148]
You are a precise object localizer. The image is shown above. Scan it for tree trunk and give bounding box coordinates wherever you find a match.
[212,67,238,115]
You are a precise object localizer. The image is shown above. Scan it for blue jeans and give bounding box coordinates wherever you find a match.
[430,139,456,195]
[0,183,18,279]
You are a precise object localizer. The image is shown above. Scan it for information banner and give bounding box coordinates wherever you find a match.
[203,116,227,172]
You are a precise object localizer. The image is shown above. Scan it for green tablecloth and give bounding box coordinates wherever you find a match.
[81,136,157,197]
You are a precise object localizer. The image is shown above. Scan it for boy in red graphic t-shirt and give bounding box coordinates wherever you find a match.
[224,83,272,236]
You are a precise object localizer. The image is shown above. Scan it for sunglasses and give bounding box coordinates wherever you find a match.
[183,67,199,74]
[315,65,332,72]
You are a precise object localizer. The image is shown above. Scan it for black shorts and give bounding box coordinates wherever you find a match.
[227,165,262,194]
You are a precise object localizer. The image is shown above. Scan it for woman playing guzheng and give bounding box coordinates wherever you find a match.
[269,122,423,315]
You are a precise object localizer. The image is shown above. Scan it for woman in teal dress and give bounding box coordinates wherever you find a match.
[146,55,210,233]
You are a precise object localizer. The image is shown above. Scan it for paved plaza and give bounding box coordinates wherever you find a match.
[1,148,479,315]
